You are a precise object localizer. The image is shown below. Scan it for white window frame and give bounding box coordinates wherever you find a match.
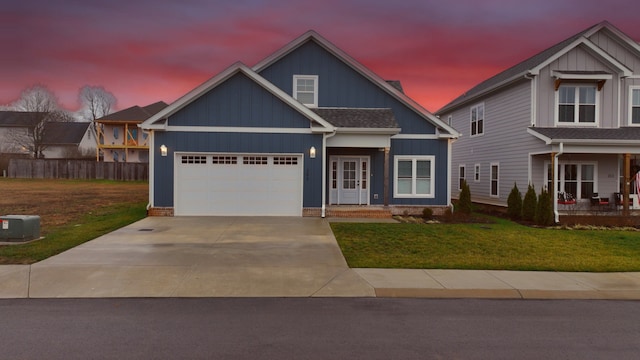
[458,164,466,191]
[394,156,435,198]
[293,75,318,107]
[545,161,598,200]
[555,84,599,126]
[629,86,640,126]
[474,164,481,182]
[490,162,499,198]
[470,103,484,136]
[447,115,453,126]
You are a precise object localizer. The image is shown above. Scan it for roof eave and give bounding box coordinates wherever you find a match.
[140,62,335,133]
[438,72,531,114]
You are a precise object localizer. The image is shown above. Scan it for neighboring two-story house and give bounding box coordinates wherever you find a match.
[437,21,640,219]
[95,102,167,162]
[140,30,458,217]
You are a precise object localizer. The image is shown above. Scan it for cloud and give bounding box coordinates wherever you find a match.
[2,0,640,112]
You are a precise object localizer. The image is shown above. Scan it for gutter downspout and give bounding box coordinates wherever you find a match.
[553,142,563,224]
[321,130,337,218]
[141,128,153,211]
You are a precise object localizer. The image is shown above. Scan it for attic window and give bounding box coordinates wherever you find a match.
[552,71,612,91]
[293,75,318,107]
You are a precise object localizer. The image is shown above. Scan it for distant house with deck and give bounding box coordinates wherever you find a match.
[95,102,168,162]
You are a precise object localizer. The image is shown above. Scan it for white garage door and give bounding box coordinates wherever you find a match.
[175,153,303,216]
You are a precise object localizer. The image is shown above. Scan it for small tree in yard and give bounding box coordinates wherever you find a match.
[456,180,472,215]
[535,187,554,226]
[522,184,537,221]
[507,183,522,220]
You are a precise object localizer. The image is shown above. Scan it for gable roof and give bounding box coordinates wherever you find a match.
[42,122,91,145]
[98,101,168,122]
[0,111,45,127]
[437,21,637,114]
[140,62,335,132]
[253,30,458,138]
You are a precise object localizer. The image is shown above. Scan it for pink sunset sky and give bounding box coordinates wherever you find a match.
[2,0,640,113]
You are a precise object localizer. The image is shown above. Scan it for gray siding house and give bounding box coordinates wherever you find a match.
[141,31,458,217]
[437,21,640,219]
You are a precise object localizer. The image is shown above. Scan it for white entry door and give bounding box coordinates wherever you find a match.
[331,157,369,205]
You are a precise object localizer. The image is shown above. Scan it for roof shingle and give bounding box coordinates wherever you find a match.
[98,101,168,122]
[311,108,399,128]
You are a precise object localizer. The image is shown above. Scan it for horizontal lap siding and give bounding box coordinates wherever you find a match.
[447,80,540,205]
[153,132,323,208]
[258,41,437,134]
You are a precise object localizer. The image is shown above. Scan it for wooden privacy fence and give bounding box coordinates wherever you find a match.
[7,159,148,181]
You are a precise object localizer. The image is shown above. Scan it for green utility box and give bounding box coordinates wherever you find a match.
[0,215,41,242]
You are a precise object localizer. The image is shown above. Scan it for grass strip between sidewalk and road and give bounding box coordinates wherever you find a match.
[0,202,147,264]
[331,217,640,272]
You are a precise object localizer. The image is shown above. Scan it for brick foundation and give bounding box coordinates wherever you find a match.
[147,207,174,216]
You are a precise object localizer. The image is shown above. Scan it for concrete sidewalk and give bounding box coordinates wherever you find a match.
[2,264,640,299]
[1,216,640,299]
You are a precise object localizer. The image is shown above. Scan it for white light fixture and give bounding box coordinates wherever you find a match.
[160,144,168,157]
[309,146,316,158]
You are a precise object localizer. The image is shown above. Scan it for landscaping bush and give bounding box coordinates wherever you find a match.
[507,183,522,220]
[522,184,537,221]
[422,207,433,220]
[456,180,472,214]
[535,187,554,226]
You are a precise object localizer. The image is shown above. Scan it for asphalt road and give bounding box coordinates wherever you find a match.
[1,298,639,359]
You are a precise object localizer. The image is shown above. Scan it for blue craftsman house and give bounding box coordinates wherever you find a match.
[141,31,459,217]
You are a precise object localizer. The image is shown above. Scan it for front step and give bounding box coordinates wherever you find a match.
[324,206,393,218]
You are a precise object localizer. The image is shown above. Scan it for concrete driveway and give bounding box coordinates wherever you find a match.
[27,217,375,298]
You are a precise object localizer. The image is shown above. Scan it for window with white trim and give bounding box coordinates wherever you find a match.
[458,165,466,190]
[546,162,596,200]
[293,75,318,107]
[490,163,499,197]
[394,156,435,198]
[470,103,484,136]
[630,87,640,125]
[557,85,597,124]
[474,164,480,182]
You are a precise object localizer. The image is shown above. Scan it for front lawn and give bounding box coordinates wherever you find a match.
[0,179,148,264]
[331,217,640,272]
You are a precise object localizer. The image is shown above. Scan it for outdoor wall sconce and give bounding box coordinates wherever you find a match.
[160,144,168,157]
[309,146,316,158]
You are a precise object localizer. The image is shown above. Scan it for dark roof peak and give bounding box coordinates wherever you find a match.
[98,101,168,122]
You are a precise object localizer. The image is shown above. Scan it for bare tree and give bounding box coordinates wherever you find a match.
[79,85,116,122]
[10,84,72,158]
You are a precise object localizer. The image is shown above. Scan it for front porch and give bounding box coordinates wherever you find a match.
[303,205,451,218]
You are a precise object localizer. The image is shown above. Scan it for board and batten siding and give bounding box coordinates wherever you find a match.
[588,31,640,74]
[447,79,543,206]
[536,46,620,128]
[257,40,437,135]
[389,138,450,206]
[152,131,323,208]
[167,72,311,128]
